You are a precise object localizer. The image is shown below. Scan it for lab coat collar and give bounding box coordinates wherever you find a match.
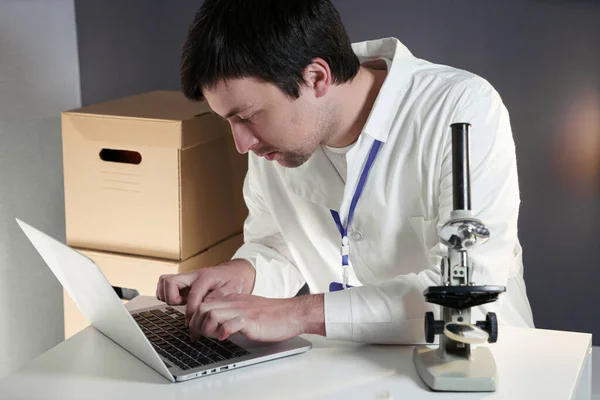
[283,38,415,211]
[352,37,415,143]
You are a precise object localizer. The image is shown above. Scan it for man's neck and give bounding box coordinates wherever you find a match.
[323,63,388,148]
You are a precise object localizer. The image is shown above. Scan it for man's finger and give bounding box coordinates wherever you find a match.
[203,288,227,302]
[188,306,210,342]
[164,277,184,305]
[218,316,247,341]
[199,309,226,339]
[162,276,180,305]
[195,308,240,341]
[160,272,198,305]
[185,278,216,325]
[156,275,167,302]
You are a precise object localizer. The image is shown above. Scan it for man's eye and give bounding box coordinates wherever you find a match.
[239,114,256,122]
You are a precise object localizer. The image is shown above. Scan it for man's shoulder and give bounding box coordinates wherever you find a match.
[410,58,500,104]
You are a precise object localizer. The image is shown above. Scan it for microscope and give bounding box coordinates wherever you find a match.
[413,123,506,392]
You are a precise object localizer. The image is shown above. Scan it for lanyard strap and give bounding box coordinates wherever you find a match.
[330,139,382,284]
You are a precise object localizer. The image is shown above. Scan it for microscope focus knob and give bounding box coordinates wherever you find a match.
[424,312,445,343]
[476,312,499,343]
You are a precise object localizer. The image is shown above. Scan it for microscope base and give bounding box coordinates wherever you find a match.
[413,345,497,392]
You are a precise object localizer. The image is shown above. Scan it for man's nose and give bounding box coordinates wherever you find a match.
[230,123,259,154]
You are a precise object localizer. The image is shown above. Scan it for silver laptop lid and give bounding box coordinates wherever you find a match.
[16,218,174,382]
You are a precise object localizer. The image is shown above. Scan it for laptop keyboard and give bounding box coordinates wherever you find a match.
[132,307,251,371]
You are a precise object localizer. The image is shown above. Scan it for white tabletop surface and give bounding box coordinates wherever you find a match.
[0,296,592,400]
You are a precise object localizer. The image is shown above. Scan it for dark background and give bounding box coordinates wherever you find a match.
[74,0,600,343]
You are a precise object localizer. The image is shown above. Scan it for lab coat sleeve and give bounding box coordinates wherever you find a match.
[231,158,306,299]
[324,77,523,343]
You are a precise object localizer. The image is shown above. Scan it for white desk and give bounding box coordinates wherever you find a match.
[0,296,592,400]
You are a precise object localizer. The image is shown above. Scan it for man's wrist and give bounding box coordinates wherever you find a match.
[291,294,325,336]
[218,258,256,294]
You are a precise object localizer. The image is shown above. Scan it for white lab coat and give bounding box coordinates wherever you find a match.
[232,37,535,344]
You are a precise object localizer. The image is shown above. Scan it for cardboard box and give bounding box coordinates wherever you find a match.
[62,91,247,260]
[64,233,244,339]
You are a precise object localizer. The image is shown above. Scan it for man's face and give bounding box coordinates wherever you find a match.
[203,77,336,168]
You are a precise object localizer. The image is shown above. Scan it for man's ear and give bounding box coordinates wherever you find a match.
[302,57,332,98]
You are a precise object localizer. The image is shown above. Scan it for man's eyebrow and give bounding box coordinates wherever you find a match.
[224,105,251,119]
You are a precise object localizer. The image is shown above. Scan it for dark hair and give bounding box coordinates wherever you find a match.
[180,0,360,100]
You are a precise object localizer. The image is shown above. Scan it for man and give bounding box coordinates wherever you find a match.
[156,0,535,344]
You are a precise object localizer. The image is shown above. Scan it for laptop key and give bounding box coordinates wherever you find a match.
[189,350,202,359]
[139,312,153,318]
[192,343,208,352]
[197,356,212,365]
[213,346,234,358]
[150,310,167,317]
[172,349,186,357]
[179,343,193,350]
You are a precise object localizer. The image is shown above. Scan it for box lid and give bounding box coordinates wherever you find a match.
[63,91,213,121]
[62,91,224,149]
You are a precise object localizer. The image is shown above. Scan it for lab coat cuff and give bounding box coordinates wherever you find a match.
[249,261,272,298]
[324,290,354,341]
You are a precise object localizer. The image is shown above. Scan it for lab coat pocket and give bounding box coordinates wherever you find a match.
[408,216,442,271]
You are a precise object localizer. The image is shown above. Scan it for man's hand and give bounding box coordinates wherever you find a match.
[188,293,325,342]
[155,259,255,325]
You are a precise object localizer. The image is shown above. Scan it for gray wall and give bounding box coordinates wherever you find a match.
[0,0,81,378]
[73,1,600,343]
[74,1,195,106]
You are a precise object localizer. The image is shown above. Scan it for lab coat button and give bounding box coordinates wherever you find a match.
[350,231,364,242]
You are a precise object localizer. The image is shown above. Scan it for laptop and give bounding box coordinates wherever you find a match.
[16,218,312,383]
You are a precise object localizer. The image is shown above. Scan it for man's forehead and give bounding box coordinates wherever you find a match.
[204,78,268,116]
[209,76,267,96]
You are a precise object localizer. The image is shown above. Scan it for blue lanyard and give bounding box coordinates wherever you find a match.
[330,139,382,289]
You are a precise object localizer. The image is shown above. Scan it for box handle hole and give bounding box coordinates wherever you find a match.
[100,149,142,165]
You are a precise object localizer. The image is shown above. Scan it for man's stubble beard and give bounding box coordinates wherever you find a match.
[279,104,340,169]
